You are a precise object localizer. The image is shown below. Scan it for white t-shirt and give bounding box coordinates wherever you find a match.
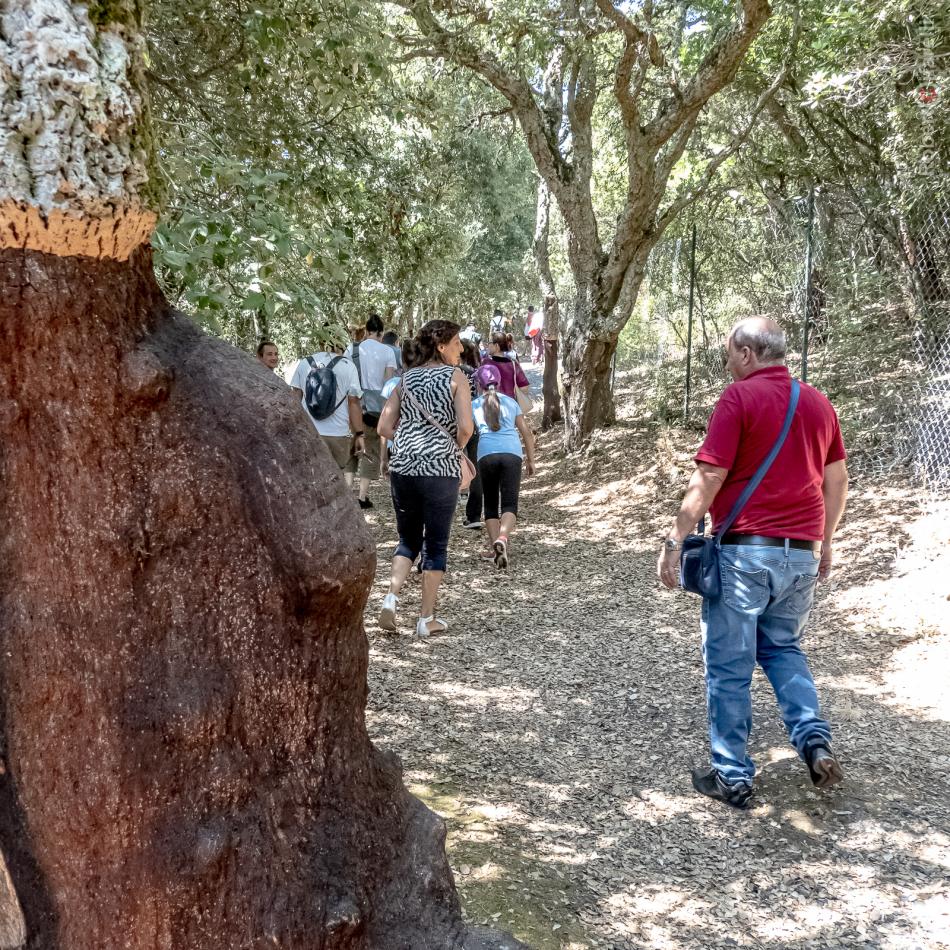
[288,353,362,438]
[345,337,398,392]
[489,315,506,335]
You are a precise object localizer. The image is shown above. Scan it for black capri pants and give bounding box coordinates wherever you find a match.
[478,452,522,520]
[390,473,459,572]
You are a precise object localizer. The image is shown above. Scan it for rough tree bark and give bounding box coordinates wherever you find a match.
[0,4,525,948]
[532,179,562,429]
[403,0,782,446]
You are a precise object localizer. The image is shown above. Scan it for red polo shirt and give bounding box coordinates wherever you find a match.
[695,366,846,540]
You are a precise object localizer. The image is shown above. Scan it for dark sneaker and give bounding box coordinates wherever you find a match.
[358,497,374,510]
[691,767,754,809]
[463,520,483,530]
[804,742,844,789]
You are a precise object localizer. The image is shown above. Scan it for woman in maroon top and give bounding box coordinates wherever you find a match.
[481,333,530,399]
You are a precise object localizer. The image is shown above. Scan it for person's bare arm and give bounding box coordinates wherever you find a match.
[347,397,365,454]
[377,389,401,441]
[515,414,536,476]
[452,369,474,447]
[383,365,396,383]
[657,461,729,588]
[819,459,849,581]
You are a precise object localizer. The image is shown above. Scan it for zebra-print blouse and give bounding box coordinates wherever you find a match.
[389,365,461,478]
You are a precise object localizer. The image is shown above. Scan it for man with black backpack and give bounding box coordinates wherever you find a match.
[289,340,364,487]
[345,314,398,509]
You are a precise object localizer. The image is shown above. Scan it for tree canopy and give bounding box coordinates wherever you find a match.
[145,0,948,439]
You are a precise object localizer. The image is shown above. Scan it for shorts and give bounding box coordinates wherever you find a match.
[321,434,357,474]
[358,426,381,480]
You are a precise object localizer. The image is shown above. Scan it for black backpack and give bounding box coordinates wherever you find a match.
[304,355,346,421]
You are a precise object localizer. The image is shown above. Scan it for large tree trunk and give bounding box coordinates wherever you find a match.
[561,316,619,446]
[532,180,562,429]
[559,251,650,448]
[0,4,524,948]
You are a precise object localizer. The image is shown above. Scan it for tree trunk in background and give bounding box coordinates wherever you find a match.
[0,5,523,949]
[532,179,562,429]
[562,316,620,445]
[407,0,772,448]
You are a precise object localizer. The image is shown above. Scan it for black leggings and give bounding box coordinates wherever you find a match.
[465,431,482,523]
[479,452,522,521]
[390,473,459,572]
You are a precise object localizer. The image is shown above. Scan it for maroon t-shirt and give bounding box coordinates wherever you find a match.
[481,355,528,398]
[695,366,846,540]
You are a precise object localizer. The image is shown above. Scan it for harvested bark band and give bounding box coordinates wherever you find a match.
[0,203,156,261]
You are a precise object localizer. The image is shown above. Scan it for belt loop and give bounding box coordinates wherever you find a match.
[784,538,790,555]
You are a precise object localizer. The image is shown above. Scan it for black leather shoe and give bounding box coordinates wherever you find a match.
[691,767,754,809]
[804,741,844,788]
[358,497,374,510]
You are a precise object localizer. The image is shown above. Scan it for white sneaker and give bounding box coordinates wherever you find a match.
[378,593,398,632]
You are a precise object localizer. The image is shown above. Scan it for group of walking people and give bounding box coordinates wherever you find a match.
[377,320,536,638]
[280,315,536,640]
[272,310,852,808]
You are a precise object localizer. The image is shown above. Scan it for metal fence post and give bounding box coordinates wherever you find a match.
[684,223,697,421]
[801,186,816,382]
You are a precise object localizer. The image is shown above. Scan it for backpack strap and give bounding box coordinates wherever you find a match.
[350,342,362,388]
[714,379,801,544]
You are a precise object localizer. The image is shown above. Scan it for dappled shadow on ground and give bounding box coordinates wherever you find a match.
[359,403,950,950]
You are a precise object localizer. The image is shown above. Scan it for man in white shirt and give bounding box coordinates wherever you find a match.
[460,322,482,348]
[288,345,364,488]
[489,308,507,336]
[345,314,398,509]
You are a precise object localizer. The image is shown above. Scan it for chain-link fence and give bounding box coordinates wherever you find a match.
[911,199,950,492]
[615,191,950,494]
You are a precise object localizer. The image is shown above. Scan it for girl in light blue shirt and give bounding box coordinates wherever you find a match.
[472,363,536,569]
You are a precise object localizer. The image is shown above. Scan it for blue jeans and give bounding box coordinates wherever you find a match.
[701,543,831,786]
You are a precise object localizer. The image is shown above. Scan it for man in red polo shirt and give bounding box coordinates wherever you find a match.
[657,317,849,808]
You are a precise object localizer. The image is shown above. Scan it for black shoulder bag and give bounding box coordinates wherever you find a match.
[351,342,386,428]
[680,379,801,598]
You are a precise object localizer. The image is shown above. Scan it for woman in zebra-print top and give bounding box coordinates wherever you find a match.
[376,320,474,638]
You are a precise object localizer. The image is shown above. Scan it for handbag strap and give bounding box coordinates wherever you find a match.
[714,379,801,544]
[400,375,463,460]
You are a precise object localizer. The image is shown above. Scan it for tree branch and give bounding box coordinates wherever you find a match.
[656,14,797,232]
[397,0,571,190]
[646,0,772,148]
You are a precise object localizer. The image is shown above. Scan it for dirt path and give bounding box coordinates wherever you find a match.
[361,369,950,950]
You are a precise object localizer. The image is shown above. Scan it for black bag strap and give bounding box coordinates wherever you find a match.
[399,377,463,461]
[714,379,801,544]
[351,342,362,388]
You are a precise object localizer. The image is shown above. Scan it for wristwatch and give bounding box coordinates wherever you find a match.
[664,538,681,551]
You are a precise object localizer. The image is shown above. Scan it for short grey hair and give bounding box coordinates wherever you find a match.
[730,319,787,363]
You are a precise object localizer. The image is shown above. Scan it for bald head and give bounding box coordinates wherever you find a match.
[724,317,787,380]
[730,317,786,362]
